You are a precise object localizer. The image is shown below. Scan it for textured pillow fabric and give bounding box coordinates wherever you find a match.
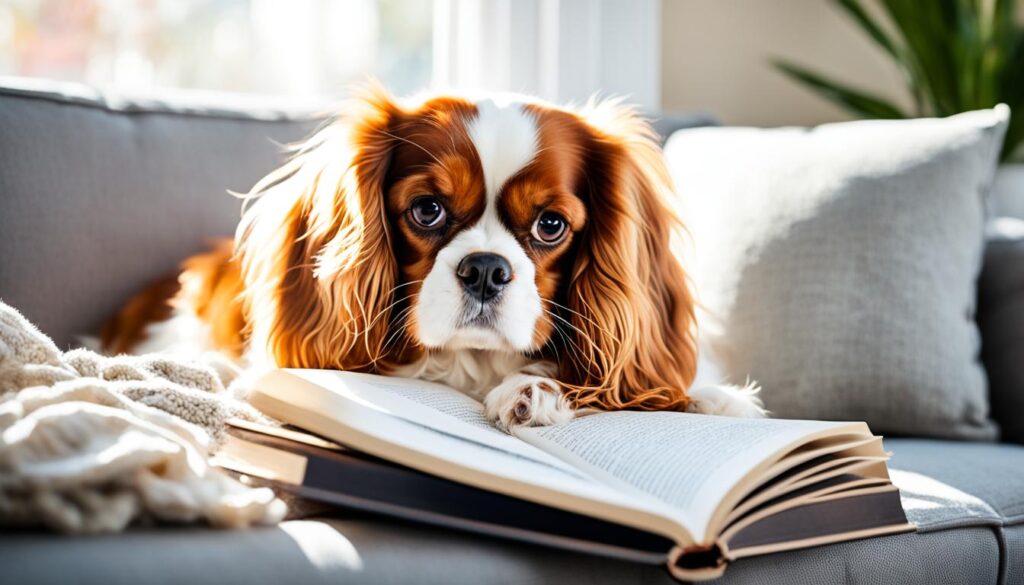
[664,107,1009,440]
[979,218,1024,444]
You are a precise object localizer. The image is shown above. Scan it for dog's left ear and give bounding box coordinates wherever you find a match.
[560,103,698,410]
[236,84,405,370]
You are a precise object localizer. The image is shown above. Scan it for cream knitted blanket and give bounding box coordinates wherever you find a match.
[0,300,285,533]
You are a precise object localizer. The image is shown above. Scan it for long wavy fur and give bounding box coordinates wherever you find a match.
[235,86,407,371]
[555,100,698,411]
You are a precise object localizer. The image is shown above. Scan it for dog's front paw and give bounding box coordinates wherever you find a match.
[484,374,575,432]
[686,384,768,418]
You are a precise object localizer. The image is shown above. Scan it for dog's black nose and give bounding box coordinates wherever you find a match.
[457,253,513,301]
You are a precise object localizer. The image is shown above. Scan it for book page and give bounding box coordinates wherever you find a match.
[355,373,502,434]
[515,411,859,542]
[283,369,578,473]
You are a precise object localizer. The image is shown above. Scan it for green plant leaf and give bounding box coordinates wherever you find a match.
[834,0,899,56]
[832,0,927,113]
[771,0,1024,160]
[878,0,961,114]
[773,60,909,119]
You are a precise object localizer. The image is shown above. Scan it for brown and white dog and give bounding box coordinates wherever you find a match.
[101,86,764,430]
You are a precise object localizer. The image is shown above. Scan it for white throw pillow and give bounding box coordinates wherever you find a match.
[665,107,1009,440]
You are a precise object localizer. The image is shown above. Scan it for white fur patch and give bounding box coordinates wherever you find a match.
[467,98,538,200]
[686,384,767,418]
[413,99,542,352]
[392,349,535,400]
[132,308,214,357]
[687,344,768,418]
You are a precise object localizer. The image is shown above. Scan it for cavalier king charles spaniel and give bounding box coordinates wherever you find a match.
[101,86,765,430]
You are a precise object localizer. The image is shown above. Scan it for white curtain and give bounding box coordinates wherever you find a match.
[432,0,661,110]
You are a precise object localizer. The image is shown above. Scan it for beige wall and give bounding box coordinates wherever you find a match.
[660,0,913,126]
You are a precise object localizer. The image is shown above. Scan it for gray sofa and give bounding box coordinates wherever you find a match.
[1,77,1023,585]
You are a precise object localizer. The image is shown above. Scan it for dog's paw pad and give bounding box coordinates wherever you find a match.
[512,394,532,423]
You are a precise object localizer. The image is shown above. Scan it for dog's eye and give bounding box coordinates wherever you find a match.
[409,197,447,229]
[531,212,568,244]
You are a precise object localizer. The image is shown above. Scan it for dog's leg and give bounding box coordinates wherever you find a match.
[686,384,767,418]
[483,364,575,431]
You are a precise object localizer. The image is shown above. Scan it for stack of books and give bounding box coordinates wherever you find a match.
[214,369,912,582]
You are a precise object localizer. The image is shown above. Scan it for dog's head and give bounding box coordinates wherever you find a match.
[238,86,697,410]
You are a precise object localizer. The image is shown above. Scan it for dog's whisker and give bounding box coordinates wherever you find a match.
[378,321,415,365]
[550,310,610,379]
[375,129,444,166]
[361,287,422,333]
[544,308,601,355]
[356,281,424,335]
[381,304,415,346]
[541,297,621,343]
[548,320,587,378]
[375,302,418,361]
[544,309,597,377]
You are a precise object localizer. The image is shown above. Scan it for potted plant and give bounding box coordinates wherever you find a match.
[774,0,1024,217]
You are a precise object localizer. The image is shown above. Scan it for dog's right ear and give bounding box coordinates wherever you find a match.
[559,100,698,412]
[236,85,405,370]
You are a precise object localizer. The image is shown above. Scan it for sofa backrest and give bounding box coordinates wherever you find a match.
[0,77,714,348]
[0,78,322,348]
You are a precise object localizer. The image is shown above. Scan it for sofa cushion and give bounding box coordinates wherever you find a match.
[0,516,1001,585]
[1006,525,1024,585]
[0,77,322,349]
[0,516,680,585]
[887,438,1024,585]
[664,109,1008,441]
[978,217,1024,444]
[717,527,999,585]
[0,438,1017,585]
[888,438,1024,525]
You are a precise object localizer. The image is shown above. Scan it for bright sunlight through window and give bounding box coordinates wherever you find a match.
[0,0,434,97]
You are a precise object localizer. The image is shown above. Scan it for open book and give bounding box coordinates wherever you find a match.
[244,369,912,581]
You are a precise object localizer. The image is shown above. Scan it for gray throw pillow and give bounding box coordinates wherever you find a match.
[979,218,1024,444]
[664,107,1009,440]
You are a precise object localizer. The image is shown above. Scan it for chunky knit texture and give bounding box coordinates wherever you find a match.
[0,300,285,533]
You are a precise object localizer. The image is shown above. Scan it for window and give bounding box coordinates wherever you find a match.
[0,0,660,109]
[0,0,434,97]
